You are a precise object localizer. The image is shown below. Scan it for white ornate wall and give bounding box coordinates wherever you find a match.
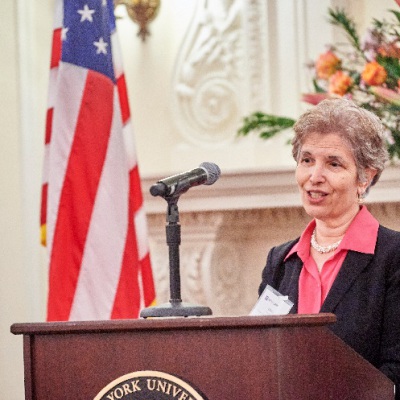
[2,0,398,397]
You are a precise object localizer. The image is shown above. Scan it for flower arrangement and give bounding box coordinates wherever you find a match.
[238,5,400,160]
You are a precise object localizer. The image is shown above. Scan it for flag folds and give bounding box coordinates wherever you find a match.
[41,0,155,321]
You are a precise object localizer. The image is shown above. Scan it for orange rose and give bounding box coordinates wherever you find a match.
[361,61,387,86]
[315,51,341,80]
[328,71,353,96]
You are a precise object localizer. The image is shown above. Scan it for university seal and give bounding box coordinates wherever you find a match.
[94,370,208,400]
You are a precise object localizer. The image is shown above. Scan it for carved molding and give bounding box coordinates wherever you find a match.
[142,165,400,214]
[241,0,270,112]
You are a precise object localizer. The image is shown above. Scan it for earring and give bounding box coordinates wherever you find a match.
[357,190,365,204]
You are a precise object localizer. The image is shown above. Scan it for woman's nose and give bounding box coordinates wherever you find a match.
[309,164,325,184]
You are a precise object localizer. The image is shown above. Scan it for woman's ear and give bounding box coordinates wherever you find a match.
[359,168,377,194]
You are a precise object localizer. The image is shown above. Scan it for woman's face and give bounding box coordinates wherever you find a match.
[295,132,372,225]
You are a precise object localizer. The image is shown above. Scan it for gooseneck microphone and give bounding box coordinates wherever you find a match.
[150,162,221,198]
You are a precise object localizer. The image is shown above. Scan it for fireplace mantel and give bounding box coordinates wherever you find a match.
[142,165,400,214]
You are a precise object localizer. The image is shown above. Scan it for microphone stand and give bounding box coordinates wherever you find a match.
[140,195,212,318]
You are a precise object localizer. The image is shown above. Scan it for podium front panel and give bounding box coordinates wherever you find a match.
[11,314,394,399]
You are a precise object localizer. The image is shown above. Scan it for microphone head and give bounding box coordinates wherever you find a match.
[199,162,221,185]
[149,182,167,197]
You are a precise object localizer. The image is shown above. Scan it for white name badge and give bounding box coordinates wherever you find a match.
[250,284,293,316]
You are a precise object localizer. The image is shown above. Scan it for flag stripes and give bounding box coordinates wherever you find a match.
[42,0,155,321]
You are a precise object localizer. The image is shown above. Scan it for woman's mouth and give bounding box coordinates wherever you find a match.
[307,191,328,200]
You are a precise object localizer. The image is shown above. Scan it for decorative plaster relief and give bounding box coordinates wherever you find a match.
[171,0,270,145]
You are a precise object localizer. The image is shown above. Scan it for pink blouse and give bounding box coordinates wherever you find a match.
[285,206,379,314]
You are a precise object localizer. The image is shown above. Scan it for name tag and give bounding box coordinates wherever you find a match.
[250,284,293,316]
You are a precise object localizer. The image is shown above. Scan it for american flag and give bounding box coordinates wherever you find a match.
[41,0,156,321]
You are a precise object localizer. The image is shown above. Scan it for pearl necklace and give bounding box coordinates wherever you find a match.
[311,228,342,254]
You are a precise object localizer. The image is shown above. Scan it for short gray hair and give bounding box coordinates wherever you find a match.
[292,98,389,187]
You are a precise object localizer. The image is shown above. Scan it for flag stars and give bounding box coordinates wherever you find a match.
[61,27,69,41]
[94,37,108,54]
[77,4,95,22]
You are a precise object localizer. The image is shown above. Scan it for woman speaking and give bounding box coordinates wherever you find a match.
[258,98,400,398]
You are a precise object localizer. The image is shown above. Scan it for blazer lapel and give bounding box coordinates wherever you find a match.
[320,251,373,313]
[278,256,303,314]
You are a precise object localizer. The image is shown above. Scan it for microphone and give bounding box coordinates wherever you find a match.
[150,162,221,198]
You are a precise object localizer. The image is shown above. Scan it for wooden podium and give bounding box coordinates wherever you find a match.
[11,314,394,399]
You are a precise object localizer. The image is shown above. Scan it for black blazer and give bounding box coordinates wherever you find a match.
[259,225,400,398]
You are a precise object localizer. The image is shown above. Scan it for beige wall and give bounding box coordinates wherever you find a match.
[1,0,397,398]
[0,0,25,395]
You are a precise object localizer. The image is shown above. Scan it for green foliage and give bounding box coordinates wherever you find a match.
[389,10,400,24]
[328,8,363,55]
[237,112,296,140]
[312,79,326,93]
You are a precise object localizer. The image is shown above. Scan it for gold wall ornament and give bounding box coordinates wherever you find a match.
[114,0,161,42]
